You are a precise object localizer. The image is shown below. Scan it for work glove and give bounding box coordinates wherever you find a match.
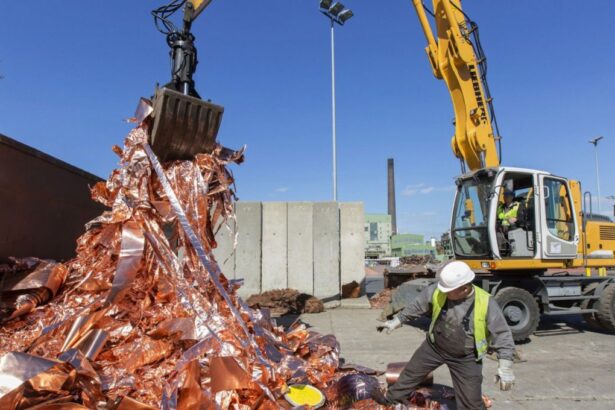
[496,359,515,391]
[377,316,401,334]
[507,217,518,225]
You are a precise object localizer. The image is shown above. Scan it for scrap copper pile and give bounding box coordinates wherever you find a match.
[0,117,354,409]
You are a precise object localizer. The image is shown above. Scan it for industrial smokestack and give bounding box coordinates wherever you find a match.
[387,158,397,235]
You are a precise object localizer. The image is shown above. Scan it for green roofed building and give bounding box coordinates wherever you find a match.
[391,233,435,257]
[364,214,392,259]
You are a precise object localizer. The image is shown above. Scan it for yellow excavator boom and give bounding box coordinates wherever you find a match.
[185,0,212,22]
[411,0,500,171]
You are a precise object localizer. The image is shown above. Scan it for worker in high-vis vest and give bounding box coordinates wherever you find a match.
[498,190,520,228]
[374,261,515,410]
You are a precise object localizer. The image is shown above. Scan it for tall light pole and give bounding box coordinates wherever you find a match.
[319,0,353,201]
[588,136,604,213]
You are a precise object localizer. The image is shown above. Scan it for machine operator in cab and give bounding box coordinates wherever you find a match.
[497,190,520,230]
[496,189,521,254]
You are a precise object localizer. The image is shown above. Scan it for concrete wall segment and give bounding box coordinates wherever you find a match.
[261,202,288,291]
[287,202,314,294]
[313,202,340,299]
[234,202,262,298]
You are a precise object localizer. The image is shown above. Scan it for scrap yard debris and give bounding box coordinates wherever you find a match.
[0,111,371,409]
[369,288,392,309]
[247,289,324,315]
[385,256,442,289]
[341,281,361,299]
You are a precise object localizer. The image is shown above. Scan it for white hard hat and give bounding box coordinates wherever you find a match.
[437,261,475,293]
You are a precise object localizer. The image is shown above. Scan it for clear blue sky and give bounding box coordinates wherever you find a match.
[1,1,614,239]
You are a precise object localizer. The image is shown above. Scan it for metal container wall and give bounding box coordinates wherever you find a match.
[0,134,105,262]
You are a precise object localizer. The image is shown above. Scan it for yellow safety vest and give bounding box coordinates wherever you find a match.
[428,285,490,360]
[497,202,519,227]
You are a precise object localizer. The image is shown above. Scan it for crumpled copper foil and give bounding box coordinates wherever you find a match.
[0,106,352,409]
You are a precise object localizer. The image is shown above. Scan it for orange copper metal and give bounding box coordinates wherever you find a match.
[0,109,346,409]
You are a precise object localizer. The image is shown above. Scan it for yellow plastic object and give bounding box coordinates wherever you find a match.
[284,384,325,408]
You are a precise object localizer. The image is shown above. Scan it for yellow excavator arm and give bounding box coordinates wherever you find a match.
[411,0,500,171]
[184,0,212,23]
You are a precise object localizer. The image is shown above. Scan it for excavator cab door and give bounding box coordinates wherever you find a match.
[537,175,579,259]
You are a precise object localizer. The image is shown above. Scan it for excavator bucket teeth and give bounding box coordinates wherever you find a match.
[149,87,224,161]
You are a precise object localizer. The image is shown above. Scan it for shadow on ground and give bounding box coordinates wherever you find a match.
[273,313,305,330]
[532,314,613,338]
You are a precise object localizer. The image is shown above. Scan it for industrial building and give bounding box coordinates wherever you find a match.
[364,213,392,258]
[390,233,435,257]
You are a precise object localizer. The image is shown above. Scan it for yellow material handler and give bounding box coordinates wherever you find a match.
[409,0,615,340]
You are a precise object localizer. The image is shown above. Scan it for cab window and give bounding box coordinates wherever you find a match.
[543,178,575,241]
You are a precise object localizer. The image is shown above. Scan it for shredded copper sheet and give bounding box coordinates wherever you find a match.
[0,114,349,409]
[370,288,393,309]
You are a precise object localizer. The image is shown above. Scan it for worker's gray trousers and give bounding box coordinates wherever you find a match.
[386,339,485,410]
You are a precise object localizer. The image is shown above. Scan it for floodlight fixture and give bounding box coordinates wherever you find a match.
[338,9,354,24]
[329,2,344,16]
[589,136,604,146]
[319,0,332,10]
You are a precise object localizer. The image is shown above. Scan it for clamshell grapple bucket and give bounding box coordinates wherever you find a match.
[148,0,220,161]
[149,88,223,161]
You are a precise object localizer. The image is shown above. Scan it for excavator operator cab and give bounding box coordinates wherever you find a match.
[451,167,579,262]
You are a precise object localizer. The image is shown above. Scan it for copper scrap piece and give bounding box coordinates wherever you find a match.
[386,362,433,387]
[105,220,145,304]
[25,403,90,410]
[2,261,66,295]
[0,352,58,405]
[148,317,196,341]
[115,396,158,410]
[0,262,68,321]
[209,356,252,393]
[72,329,108,361]
[0,352,87,409]
[177,359,215,410]
[134,97,154,125]
[112,335,173,373]
[61,308,109,352]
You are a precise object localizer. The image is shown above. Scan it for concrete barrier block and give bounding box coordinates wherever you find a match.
[261,202,288,291]
[287,202,314,294]
[340,202,365,287]
[212,209,236,279]
[235,202,262,298]
[313,202,340,299]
